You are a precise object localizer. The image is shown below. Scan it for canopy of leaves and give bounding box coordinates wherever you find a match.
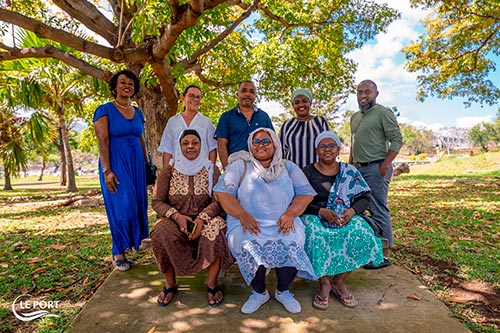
[0,0,400,121]
[404,0,500,107]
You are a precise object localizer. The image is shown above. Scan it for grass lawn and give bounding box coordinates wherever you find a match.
[0,152,499,332]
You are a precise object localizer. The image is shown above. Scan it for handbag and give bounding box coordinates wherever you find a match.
[145,156,157,185]
[143,131,157,185]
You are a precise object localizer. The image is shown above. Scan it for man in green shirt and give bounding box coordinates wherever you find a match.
[349,80,403,269]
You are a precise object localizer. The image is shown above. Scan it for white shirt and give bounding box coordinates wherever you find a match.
[158,112,217,163]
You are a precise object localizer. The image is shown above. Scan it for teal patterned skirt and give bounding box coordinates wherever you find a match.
[301,214,384,277]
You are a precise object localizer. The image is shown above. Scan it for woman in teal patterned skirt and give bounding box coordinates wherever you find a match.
[301,131,383,310]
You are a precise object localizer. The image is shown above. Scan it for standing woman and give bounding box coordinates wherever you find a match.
[93,69,149,271]
[279,88,329,169]
[158,85,217,168]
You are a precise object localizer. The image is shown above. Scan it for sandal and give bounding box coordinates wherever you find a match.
[112,255,130,271]
[157,285,178,307]
[313,294,329,310]
[207,285,223,307]
[331,286,358,308]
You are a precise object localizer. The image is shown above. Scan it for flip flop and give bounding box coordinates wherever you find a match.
[207,285,223,307]
[331,286,358,308]
[313,294,329,310]
[112,256,130,271]
[157,285,178,307]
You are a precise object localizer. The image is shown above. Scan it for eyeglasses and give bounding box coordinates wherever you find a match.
[318,143,337,150]
[251,138,272,146]
[187,93,202,100]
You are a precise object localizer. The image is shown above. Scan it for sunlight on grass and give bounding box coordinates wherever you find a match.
[1,154,499,333]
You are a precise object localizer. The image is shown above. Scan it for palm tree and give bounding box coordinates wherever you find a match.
[0,30,107,192]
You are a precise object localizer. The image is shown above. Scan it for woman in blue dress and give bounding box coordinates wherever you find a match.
[93,70,149,271]
[301,131,383,310]
[214,127,317,314]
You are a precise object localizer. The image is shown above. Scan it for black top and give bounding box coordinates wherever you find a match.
[302,163,370,215]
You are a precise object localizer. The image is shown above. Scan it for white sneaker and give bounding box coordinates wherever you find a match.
[241,290,270,314]
[275,290,301,313]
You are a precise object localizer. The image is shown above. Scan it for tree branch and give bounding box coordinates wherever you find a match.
[181,0,259,71]
[51,0,119,46]
[152,0,227,60]
[0,42,110,81]
[0,8,119,60]
[0,8,151,64]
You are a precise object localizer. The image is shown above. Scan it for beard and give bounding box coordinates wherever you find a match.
[358,102,374,111]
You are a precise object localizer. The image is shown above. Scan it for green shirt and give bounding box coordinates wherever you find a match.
[350,104,403,164]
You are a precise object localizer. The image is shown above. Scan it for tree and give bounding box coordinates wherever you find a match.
[1,30,106,192]
[0,0,399,161]
[469,115,500,152]
[400,123,434,155]
[404,0,500,107]
[0,106,52,190]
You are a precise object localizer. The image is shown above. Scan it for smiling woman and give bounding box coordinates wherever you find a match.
[93,69,150,272]
[214,127,317,314]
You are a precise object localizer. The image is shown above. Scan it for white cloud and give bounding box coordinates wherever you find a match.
[455,116,494,128]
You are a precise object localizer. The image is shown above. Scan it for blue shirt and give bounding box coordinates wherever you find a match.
[214,105,274,154]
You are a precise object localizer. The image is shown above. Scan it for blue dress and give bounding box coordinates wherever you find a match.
[93,102,149,255]
[213,159,317,285]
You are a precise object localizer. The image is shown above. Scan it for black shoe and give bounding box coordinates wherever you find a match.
[364,258,391,269]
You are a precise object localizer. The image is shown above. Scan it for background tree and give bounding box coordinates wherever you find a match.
[404,0,500,107]
[0,30,107,191]
[469,115,500,152]
[400,123,435,155]
[0,0,399,163]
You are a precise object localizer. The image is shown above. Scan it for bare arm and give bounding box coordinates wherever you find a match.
[94,116,119,192]
[162,152,172,168]
[277,195,314,235]
[209,148,217,164]
[217,137,229,169]
[214,192,260,235]
[139,135,148,162]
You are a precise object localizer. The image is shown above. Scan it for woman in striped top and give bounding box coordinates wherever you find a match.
[279,89,330,169]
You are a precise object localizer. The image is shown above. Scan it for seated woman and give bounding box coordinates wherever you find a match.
[214,128,317,314]
[151,129,234,307]
[301,131,384,310]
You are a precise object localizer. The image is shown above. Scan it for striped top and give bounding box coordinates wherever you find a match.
[279,116,329,169]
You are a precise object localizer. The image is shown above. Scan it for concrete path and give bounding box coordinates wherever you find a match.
[70,264,469,333]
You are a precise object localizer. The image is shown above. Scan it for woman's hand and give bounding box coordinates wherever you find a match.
[174,213,191,235]
[277,212,295,235]
[319,207,342,226]
[340,208,356,224]
[105,171,120,193]
[240,212,261,236]
[188,218,204,241]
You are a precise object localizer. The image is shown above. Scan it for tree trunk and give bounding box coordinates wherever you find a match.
[59,128,67,186]
[58,112,78,192]
[2,161,13,191]
[136,87,177,167]
[38,156,46,181]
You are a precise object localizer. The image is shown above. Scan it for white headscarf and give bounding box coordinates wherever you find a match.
[314,131,342,148]
[227,127,285,182]
[173,129,214,194]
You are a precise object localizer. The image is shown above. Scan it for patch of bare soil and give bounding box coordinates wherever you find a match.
[394,247,500,330]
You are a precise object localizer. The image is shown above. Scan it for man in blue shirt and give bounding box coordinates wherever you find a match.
[215,81,274,169]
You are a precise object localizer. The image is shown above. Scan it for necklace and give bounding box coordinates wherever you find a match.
[114,100,131,109]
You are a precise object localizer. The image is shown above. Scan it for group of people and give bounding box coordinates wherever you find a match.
[94,71,403,314]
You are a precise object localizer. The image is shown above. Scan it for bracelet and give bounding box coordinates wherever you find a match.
[103,168,112,175]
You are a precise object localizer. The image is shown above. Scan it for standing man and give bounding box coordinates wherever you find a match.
[215,81,274,169]
[349,79,403,269]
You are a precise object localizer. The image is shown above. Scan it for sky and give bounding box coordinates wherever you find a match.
[260,0,499,131]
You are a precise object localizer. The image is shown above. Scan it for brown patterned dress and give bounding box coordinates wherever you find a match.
[151,166,234,276]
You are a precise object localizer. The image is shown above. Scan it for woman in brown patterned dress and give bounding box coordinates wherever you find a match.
[151,129,233,307]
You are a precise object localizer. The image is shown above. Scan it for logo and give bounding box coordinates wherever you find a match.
[12,294,61,322]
